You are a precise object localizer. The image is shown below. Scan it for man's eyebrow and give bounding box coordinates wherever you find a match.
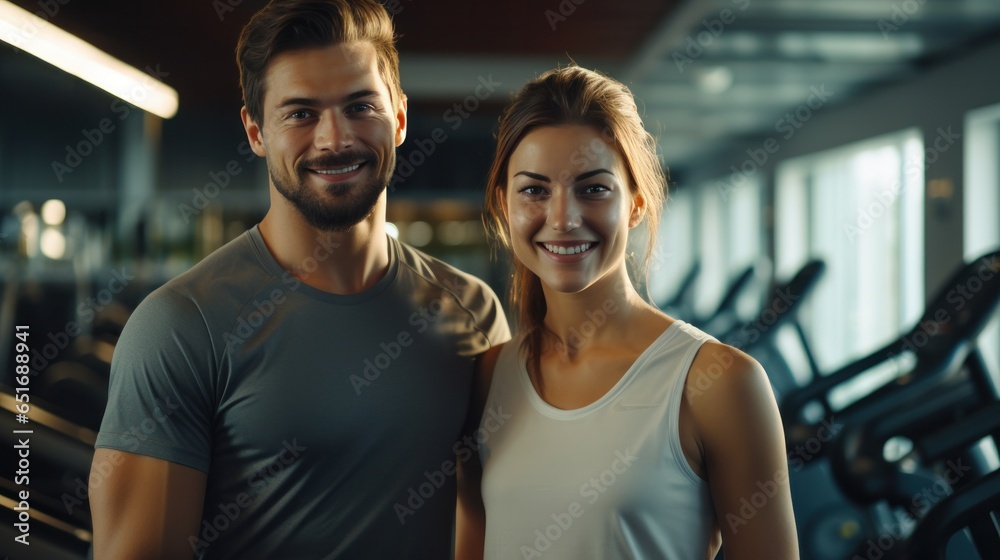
[276,97,318,109]
[344,89,380,102]
[512,169,614,182]
[275,90,381,109]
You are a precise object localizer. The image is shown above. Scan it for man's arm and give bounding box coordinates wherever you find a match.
[90,448,207,560]
[455,343,504,560]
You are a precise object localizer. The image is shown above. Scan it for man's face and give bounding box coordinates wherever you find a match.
[243,41,406,231]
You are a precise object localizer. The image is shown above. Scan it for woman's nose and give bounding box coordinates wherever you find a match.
[546,190,581,232]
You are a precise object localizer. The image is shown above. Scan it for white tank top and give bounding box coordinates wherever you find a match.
[479,320,718,560]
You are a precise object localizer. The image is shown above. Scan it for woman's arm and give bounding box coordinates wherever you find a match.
[455,343,504,560]
[686,342,800,559]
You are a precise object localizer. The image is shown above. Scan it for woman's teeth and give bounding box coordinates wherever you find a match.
[542,242,593,255]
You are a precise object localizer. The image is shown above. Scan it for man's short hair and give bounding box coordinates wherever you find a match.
[237,0,402,124]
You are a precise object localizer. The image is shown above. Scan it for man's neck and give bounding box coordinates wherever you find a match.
[257,201,390,295]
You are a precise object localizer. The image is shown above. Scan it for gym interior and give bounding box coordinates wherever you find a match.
[1,0,999,558]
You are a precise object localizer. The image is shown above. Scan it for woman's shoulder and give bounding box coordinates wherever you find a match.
[684,341,767,400]
[683,340,780,445]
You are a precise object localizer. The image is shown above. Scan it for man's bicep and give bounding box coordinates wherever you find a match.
[98,290,215,470]
[90,448,207,560]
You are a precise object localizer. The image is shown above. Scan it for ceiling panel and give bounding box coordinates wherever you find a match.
[4,0,999,176]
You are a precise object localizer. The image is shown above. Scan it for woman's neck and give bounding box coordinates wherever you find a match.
[539,269,654,360]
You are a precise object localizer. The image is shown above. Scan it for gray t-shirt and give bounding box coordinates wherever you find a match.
[95,225,510,559]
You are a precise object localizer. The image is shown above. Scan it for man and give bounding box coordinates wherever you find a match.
[89,1,509,558]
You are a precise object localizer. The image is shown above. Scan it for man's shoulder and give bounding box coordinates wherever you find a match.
[168,229,266,291]
[129,229,278,330]
[393,238,511,348]
[394,238,497,297]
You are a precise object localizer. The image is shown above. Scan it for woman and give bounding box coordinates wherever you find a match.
[456,66,798,559]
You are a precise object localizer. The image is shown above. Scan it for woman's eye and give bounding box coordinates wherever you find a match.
[519,186,546,196]
[582,184,610,195]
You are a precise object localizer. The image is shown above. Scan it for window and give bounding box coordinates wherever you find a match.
[649,177,764,325]
[696,176,764,319]
[964,103,1000,389]
[775,128,924,375]
[649,187,696,311]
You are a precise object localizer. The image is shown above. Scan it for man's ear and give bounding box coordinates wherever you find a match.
[629,190,646,229]
[395,93,408,146]
[241,106,266,157]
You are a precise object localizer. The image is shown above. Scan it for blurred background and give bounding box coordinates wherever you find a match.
[1,0,999,558]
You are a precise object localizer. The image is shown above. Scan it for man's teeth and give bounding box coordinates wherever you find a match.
[543,242,593,255]
[314,164,360,175]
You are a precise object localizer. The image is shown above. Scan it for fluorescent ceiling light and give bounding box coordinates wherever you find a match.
[0,0,178,118]
[694,66,733,95]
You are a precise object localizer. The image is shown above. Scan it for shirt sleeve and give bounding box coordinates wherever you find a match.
[95,286,217,473]
[477,283,512,350]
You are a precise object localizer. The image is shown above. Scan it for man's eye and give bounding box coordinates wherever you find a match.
[289,110,311,119]
[347,103,375,114]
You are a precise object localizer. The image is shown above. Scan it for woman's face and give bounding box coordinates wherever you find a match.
[505,125,643,295]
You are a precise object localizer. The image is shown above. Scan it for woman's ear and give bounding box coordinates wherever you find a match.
[497,186,509,223]
[629,190,646,229]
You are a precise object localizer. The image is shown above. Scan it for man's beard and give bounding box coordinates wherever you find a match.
[269,150,393,232]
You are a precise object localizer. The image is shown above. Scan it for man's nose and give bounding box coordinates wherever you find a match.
[314,113,354,151]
